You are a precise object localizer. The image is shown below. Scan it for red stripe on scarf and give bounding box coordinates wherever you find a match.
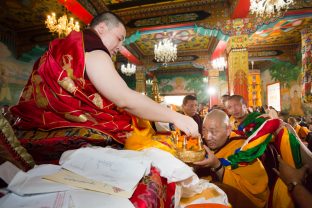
[249,119,281,143]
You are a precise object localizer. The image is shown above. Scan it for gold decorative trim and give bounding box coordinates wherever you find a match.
[0,114,35,169]
[92,93,104,109]
[61,54,75,79]
[58,77,77,94]
[64,113,88,123]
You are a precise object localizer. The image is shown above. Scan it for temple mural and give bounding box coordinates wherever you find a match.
[156,74,208,104]
[261,54,311,116]
[0,42,33,106]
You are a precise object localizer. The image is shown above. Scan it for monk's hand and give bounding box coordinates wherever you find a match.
[173,114,199,137]
[274,121,286,136]
[273,155,309,185]
[257,114,272,119]
[193,145,219,168]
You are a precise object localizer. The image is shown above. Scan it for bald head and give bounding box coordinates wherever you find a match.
[90,12,124,29]
[202,109,231,150]
[204,109,230,128]
[287,117,298,127]
[89,12,126,56]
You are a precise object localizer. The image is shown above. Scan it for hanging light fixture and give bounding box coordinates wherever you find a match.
[249,0,294,17]
[154,38,177,65]
[121,63,136,76]
[45,13,80,37]
[146,79,153,86]
[212,57,227,71]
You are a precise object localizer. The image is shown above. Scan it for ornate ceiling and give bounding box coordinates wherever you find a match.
[0,0,311,73]
[248,17,312,46]
[135,29,213,56]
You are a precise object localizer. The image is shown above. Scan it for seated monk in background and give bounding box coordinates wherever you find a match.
[194,109,269,208]
[9,11,198,164]
[287,117,310,142]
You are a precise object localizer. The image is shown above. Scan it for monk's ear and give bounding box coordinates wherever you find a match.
[96,22,109,35]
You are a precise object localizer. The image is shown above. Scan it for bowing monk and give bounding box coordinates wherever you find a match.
[194,109,269,208]
[10,12,198,163]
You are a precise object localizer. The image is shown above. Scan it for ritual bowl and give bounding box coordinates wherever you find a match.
[176,149,206,163]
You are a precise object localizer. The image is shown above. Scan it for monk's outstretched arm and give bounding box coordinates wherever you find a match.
[85,50,198,136]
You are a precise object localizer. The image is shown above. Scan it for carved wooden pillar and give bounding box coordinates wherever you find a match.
[226,35,249,102]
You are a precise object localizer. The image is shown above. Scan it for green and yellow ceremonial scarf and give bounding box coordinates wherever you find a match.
[220,112,302,169]
[221,112,302,208]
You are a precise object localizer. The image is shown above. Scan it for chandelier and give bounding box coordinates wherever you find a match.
[146,79,153,86]
[45,13,80,37]
[121,63,136,76]
[154,38,177,65]
[212,57,227,71]
[249,0,294,17]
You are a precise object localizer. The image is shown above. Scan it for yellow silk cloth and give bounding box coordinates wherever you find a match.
[272,179,293,208]
[216,139,269,208]
[180,187,223,205]
[271,126,297,208]
[125,118,176,156]
[229,116,239,131]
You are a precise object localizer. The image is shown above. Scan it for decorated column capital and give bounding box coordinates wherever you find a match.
[226,35,248,53]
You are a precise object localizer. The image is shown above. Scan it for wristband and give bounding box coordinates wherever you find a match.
[211,162,223,172]
[287,181,300,192]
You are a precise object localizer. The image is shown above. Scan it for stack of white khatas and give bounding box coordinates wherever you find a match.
[0,147,229,208]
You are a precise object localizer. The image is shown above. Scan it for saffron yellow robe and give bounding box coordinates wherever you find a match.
[216,139,269,208]
[294,124,310,142]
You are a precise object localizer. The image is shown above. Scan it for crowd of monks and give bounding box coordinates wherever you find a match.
[0,11,311,208]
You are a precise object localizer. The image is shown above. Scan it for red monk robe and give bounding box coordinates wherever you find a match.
[11,29,132,144]
[9,30,177,208]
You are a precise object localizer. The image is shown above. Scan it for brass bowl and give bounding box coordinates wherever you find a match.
[176,149,206,163]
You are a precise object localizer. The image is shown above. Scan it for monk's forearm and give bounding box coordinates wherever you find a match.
[123,90,181,123]
[291,184,312,208]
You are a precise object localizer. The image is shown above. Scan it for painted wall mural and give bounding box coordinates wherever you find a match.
[156,73,208,104]
[0,42,33,106]
[260,53,311,117]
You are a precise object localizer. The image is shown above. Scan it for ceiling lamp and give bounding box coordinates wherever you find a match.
[121,63,136,76]
[146,79,153,86]
[45,13,80,37]
[212,57,227,71]
[249,0,294,17]
[154,38,177,65]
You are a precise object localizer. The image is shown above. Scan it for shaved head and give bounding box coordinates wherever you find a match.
[204,109,230,128]
[202,109,231,150]
[90,12,124,29]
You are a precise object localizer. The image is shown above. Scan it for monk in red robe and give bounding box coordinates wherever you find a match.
[10,12,198,160]
[9,12,200,208]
